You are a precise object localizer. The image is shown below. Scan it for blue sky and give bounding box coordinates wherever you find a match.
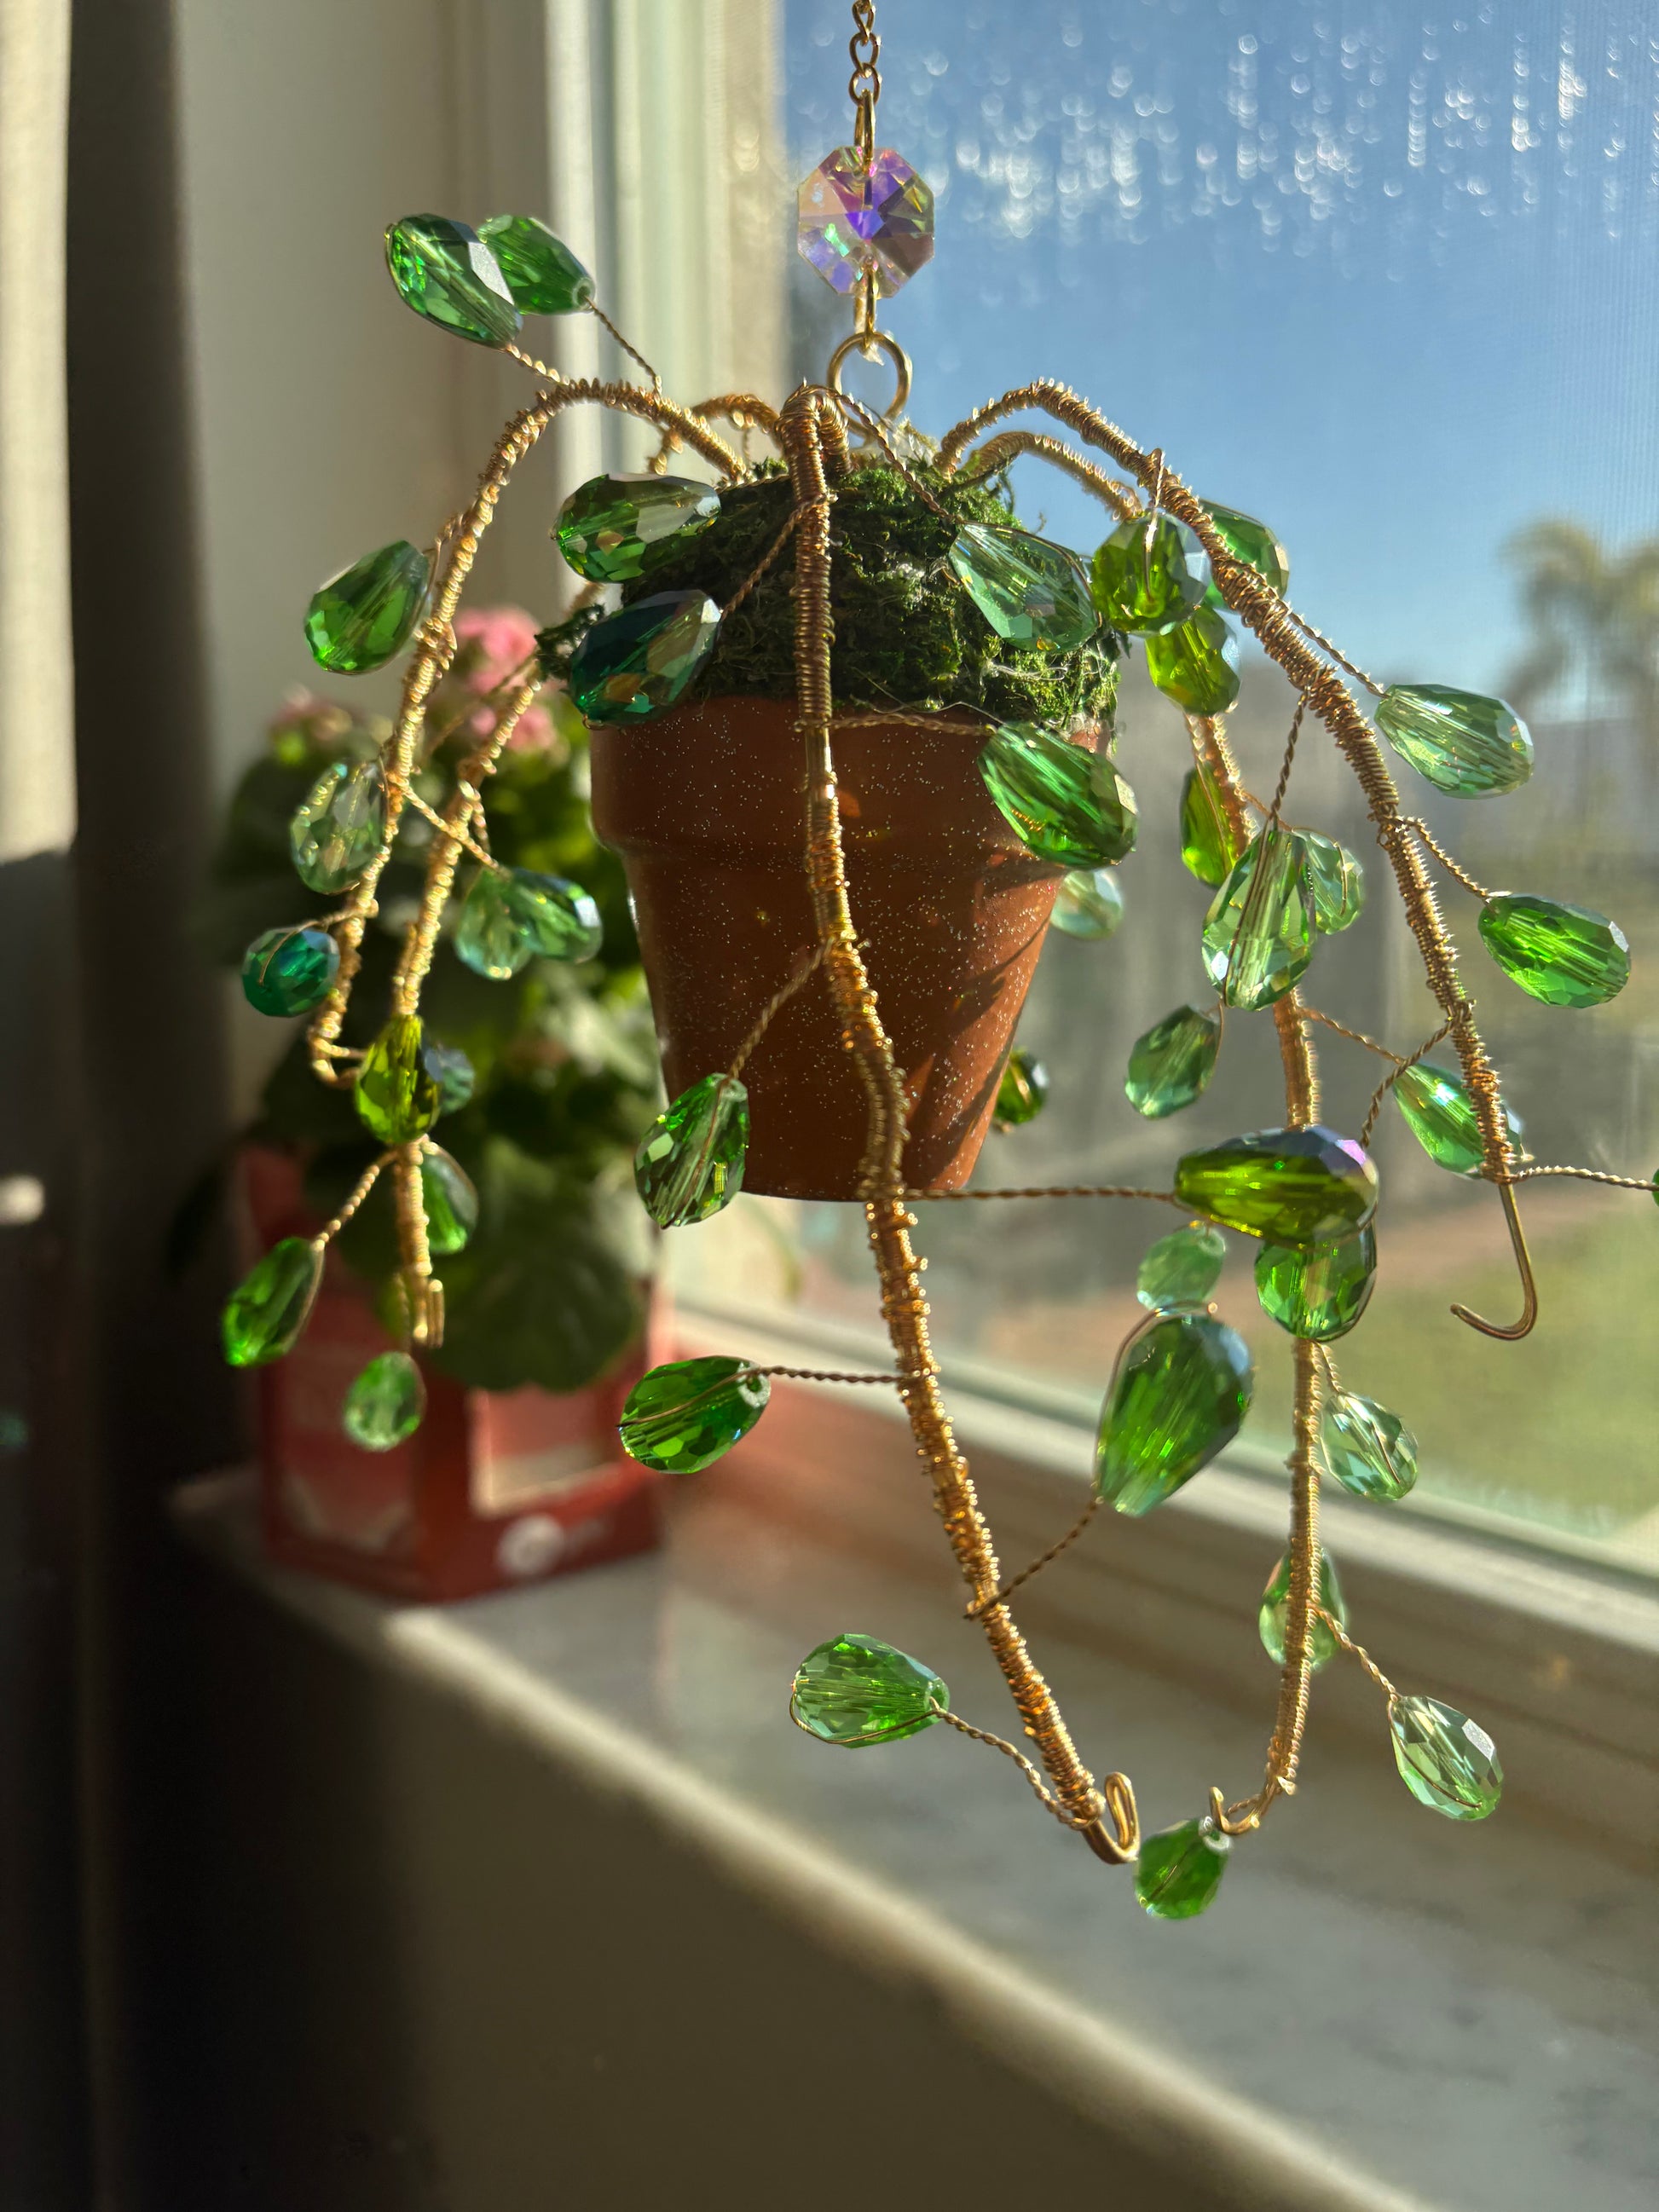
[786,1,1659,694]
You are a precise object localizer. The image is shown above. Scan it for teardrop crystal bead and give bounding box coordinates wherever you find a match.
[1135,1817,1230,1920]
[790,1632,948,1747]
[1050,866,1124,939]
[634,1072,749,1227]
[240,927,339,1017]
[618,1355,771,1473]
[1095,1311,1254,1516]
[994,1048,1049,1128]
[947,524,1099,650]
[978,721,1137,869]
[384,214,522,345]
[1322,1390,1419,1502]
[1124,1005,1221,1118]
[1136,1223,1227,1312]
[419,1037,475,1115]
[476,214,595,312]
[1477,892,1630,1008]
[1174,1125,1379,1245]
[1257,1546,1346,1668]
[1201,826,1316,1010]
[1199,500,1290,602]
[342,1350,425,1452]
[556,472,721,583]
[1392,1061,1520,1176]
[1145,606,1240,715]
[289,760,387,894]
[1389,1695,1502,1820]
[1090,514,1211,633]
[420,1146,478,1255]
[1254,1226,1376,1341]
[1299,829,1365,935]
[222,1237,323,1367]
[455,868,604,979]
[356,1017,442,1144]
[568,591,722,723]
[303,540,431,673]
[1375,684,1533,797]
[1178,761,1246,887]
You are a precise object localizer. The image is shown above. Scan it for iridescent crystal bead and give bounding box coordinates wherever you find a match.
[949,525,1099,650]
[1136,1223,1227,1312]
[1375,684,1533,798]
[1144,607,1240,716]
[222,1237,322,1367]
[790,1632,948,1746]
[240,927,338,1017]
[303,541,431,674]
[567,591,721,724]
[634,1072,748,1227]
[384,215,522,346]
[289,760,386,894]
[994,1048,1049,1128]
[1254,1227,1376,1342]
[1174,1126,1379,1245]
[1300,830,1365,935]
[796,147,934,297]
[342,1351,425,1452]
[1135,1817,1230,1920]
[618,1355,770,1473]
[476,214,594,312]
[1124,1005,1220,1119]
[1257,1546,1346,1668]
[1178,761,1245,887]
[454,868,603,979]
[1392,1061,1519,1176]
[978,722,1136,869]
[420,1146,478,1255]
[1388,1695,1502,1820]
[1050,867,1124,940]
[356,1017,441,1144]
[556,473,720,584]
[419,1038,475,1115]
[1095,1311,1254,1516]
[1477,892,1630,1008]
[1199,500,1290,604]
[1202,826,1316,1010]
[1322,1391,1419,1502]
[1090,515,1210,633]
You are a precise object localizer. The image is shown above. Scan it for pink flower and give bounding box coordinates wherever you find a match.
[506,702,556,754]
[454,606,540,695]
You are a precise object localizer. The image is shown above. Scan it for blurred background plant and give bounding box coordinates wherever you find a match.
[194,607,661,1395]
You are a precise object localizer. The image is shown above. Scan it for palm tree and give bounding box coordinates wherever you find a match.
[1504,520,1659,739]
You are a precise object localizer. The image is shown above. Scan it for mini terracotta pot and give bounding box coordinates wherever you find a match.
[591,696,1093,1200]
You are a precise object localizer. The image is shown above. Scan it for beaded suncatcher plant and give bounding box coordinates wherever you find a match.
[223,2,1655,1915]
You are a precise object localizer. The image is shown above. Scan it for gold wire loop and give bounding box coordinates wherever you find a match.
[826,328,912,421]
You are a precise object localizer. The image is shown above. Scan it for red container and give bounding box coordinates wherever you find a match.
[242,1147,662,1603]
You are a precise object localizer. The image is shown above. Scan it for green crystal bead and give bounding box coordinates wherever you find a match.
[1255,1226,1376,1342]
[1374,684,1533,798]
[789,1632,948,1747]
[1136,1223,1227,1312]
[634,1071,748,1227]
[1322,1391,1419,1502]
[356,1017,442,1144]
[303,540,431,674]
[384,214,522,346]
[1199,500,1290,604]
[342,1350,425,1453]
[1135,1816,1230,1920]
[476,213,594,313]
[1477,892,1630,1008]
[994,1048,1049,1129]
[1392,1062,1520,1176]
[1300,830,1365,935]
[1090,514,1211,634]
[1388,1694,1502,1821]
[568,591,721,724]
[1124,1005,1220,1119]
[1095,1311,1254,1516]
[1174,1125,1379,1245]
[1257,1546,1347,1668]
[947,524,1099,650]
[419,1038,475,1115]
[240,927,338,1017]
[419,1146,478,1256]
[978,722,1137,869]
[618,1354,770,1473]
[454,868,603,979]
[289,759,387,894]
[1050,867,1124,940]
[222,1237,322,1368]
[1178,761,1246,888]
[556,472,720,584]
[1144,606,1240,716]
[1201,826,1316,1010]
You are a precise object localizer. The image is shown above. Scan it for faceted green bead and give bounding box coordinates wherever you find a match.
[1392,1061,1520,1176]
[1374,684,1533,798]
[356,1017,442,1144]
[1144,606,1240,716]
[568,591,721,724]
[419,1037,475,1116]
[342,1350,425,1453]
[289,760,387,894]
[1050,867,1124,940]
[618,1354,770,1473]
[556,472,720,584]
[303,540,431,675]
[1477,892,1630,1008]
[1090,514,1211,634]
[1201,826,1316,1010]
[419,1146,478,1255]
[222,1237,323,1368]
[634,1071,748,1227]
[453,872,520,980]
[1199,500,1290,604]
[1254,1227,1376,1342]
[454,868,603,979]
[1124,1005,1220,1119]
[1174,1125,1379,1246]
[1136,1223,1227,1312]
[1300,830,1365,935]
[947,524,1099,650]
[384,214,522,346]
[1135,1817,1230,1920]
[1095,1311,1254,1516]
[789,1632,948,1747]
[978,722,1137,869]
[1322,1390,1419,1503]
[994,1048,1049,1129]
[1388,1695,1502,1821]
[1178,761,1246,887]
[476,213,594,313]
[240,927,338,1017]
[1257,1545,1347,1668]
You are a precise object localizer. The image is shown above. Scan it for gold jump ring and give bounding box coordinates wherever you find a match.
[826,328,912,421]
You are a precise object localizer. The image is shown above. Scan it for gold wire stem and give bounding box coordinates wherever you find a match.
[952,429,1140,519]
[1510,1164,1658,1193]
[935,1709,1127,1841]
[1449,1178,1538,1340]
[311,1152,392,1249]
[1298,1007,1409,1066]
[586,300,661,390]
[745,1364,922,1386]
[391,1141,441,1348]
[727,944,827,1078]
[1399,816,1494,901]
[966,1494,1101,1620]
[1316,1608,1399,1702]
[402,784,497,870]
[722,511,801,617]
[649,392,782,472]
[902,1183,1185,1206]
[1358,1019,1454,1147]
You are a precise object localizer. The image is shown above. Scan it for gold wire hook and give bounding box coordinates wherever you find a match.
[1451,1179,1539,1340]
